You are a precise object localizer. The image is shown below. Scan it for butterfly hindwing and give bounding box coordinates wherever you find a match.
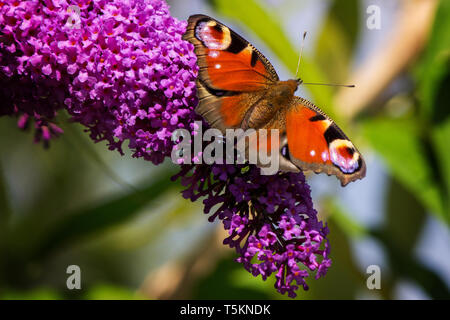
[284,98,366,186]
[183,15,279,132]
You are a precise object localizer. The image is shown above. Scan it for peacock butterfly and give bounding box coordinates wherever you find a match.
[183,14,366,186]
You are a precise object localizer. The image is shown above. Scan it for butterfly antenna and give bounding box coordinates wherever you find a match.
[294,31,355,88]
[295,31,307,78]
[302,82,355,88]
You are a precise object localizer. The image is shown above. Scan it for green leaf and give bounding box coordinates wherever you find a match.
[412,0,450,220]
[60,116,134,190]
[370,178,449,299]
[328,0,360,51]
[325,198,367,239]
[403,0,450,222]
[0,164,12,245]
[32,168,177,258]
[192,254,272,300]
[416,0,450,121]
[384,177,427,252]
[432,119,450,212]
[0,288,61,300]
[314,0,359,84]
[314,17,352,85]
[208,0,336,117]
[361,118,447,223]
[84,284,145,300]
[104,193,203,249]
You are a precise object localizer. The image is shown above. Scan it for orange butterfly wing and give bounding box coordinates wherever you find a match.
[284,98,366,186]
[183,15,278,131]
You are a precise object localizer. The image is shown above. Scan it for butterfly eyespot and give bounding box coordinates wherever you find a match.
[329,139,360,174]
[211,23,222,33]
[345,147,355,157]
[195,20,231,50]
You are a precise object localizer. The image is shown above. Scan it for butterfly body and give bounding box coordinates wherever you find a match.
[184,15,366,186]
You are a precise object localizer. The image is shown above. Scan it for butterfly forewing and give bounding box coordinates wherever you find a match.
[183,15,279,132]
[184,14,279,90]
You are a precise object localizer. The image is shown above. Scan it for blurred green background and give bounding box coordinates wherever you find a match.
[0,0,449,299]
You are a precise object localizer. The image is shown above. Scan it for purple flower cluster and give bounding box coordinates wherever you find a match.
[0,0,68,145]
[1,0,331,298]
[0,0,198,161]
[173,164,331,298]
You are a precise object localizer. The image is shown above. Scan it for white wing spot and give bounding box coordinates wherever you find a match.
[209,50,219,58]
